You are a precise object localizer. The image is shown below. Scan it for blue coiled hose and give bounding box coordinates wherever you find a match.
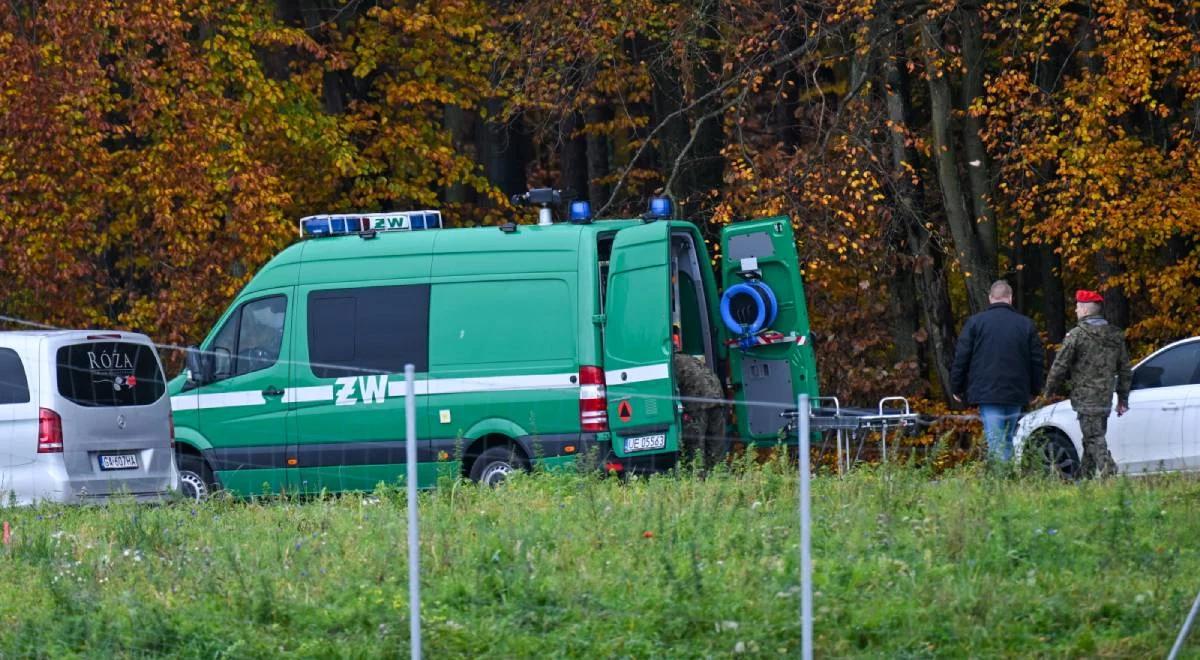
[720,280,779,337]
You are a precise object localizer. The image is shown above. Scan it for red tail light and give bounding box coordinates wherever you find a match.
[168,410,176,449]
[37,408,63,453]
[579,365,609,432]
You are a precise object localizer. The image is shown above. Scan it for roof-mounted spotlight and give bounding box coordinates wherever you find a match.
[511,188,565,226]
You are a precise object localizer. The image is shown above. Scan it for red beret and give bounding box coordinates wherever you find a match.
[1076,290,1104,303]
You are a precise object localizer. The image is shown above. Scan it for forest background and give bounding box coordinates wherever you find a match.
[3,0,1199,405]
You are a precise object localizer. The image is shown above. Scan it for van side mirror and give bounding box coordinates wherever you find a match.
[185,346,214,386]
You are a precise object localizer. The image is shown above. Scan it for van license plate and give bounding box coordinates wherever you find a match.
[624,434,666,453]
[98,454,139,471]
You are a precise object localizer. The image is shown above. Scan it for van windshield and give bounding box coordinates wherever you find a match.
[56,342,166,407]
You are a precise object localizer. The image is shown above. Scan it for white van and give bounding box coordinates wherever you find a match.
[0,331,178,504]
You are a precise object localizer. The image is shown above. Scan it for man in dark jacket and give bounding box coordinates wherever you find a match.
[951,280,1044,462]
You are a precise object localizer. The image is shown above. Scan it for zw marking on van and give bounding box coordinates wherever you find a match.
[360,375,388,403]
[334,377,357,406]
[373,217,408,231]
[334,376,389,406]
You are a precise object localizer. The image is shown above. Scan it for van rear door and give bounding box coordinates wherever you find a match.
[719,216,818,442]
[53,338,175,497]
[603,222,679,460]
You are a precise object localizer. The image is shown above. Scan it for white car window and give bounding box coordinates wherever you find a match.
[1131,342,1200,390]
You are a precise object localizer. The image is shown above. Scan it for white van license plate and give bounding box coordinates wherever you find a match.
[624,434,666,453]
[98,454,139,471]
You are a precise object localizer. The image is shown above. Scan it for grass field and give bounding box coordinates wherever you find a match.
[1,458,1199,658]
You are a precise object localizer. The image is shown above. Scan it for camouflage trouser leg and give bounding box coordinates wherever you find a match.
[680,408,707,468]
[1078,413,1117,478]
[702,406,728,469]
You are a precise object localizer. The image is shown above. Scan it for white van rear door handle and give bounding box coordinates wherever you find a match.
[1162,402,1179,411]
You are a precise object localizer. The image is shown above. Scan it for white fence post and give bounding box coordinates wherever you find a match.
[405,365,422,660]
[1169,587,1200,660]
[798,393,813,660]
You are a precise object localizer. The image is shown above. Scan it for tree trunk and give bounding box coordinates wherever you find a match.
[958,2,998,267]
[1031,36,1072,343]
[288,0,348,115]
[1097,252,1131,330]
[920,17,991,313]
[649,58,690,194]
[443,104,478,205]
[559,112,589,202]
[479,97,529,198]
[1040,244,1067,342]
[585,103,612,207]
[885,22,958,400]
[684,0,726,225]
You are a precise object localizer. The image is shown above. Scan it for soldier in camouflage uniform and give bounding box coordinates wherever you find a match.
[1042,290,1132,478]
[673,350,727,470]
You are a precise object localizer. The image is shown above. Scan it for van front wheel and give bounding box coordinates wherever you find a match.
[177,454,215,500]
[470,446,526,487]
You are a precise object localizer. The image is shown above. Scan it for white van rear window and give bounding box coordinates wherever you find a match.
[0,348,30,404]
[56,342,166,407]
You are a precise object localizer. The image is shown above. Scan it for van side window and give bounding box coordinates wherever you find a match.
[209,295,288,381]
[0,348,30,404]
[307,285,430,378]
[236,297,288,376]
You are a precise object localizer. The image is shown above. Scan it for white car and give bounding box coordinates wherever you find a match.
[0,331,178,505]
[1014,336,1200,478]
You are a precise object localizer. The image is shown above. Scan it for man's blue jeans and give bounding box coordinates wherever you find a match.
[979,404,1022,462]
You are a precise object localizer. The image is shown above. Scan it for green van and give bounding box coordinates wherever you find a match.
[168,200,818,497]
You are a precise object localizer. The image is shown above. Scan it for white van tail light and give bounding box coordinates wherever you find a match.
[579,366,609,432]
[37,408,64,453]
[168,410,176,449]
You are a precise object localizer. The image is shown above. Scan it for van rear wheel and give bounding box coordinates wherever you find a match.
[470,446,526,487]
[177,454,215,500]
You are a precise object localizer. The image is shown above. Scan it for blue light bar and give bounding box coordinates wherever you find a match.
[646,196,672,219]
[299,210,443,238]
[569,201,592,223]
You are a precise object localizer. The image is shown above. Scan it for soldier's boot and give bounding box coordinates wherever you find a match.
[1081,438,1117,478]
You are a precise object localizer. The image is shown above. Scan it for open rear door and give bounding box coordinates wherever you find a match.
[603,222,679,462]
[719,216,818,443]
